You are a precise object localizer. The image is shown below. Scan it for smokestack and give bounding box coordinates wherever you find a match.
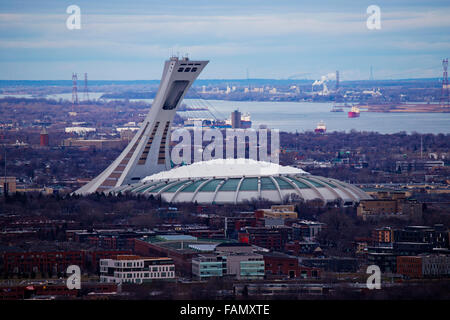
[40,127,49,147]
[336,71,340,91]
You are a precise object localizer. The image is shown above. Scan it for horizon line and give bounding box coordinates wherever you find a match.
[0,77,442,82]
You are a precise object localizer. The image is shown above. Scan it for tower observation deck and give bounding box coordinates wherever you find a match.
[74,56,209,195]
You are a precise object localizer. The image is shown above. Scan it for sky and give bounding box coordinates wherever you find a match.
[0,0,449,80]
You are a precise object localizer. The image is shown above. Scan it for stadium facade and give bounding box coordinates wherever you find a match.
[108,159,371,205]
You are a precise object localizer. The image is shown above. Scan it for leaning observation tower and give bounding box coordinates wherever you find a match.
[74,56,209,194]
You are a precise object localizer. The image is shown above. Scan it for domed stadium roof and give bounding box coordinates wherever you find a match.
[108,159,371,205]
[143,159,307,180]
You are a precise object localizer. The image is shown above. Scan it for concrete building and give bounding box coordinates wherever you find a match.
[231,109,241,128]
[395,160,444,173]
[357,197,423,221]
[99,255,175,284]
[357,199,400,218]
[226,253,265,280]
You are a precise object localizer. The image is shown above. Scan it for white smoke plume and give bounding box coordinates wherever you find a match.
[312,73,336,86]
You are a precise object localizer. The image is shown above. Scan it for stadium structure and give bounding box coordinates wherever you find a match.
[74,56,371,205]
[108,159,370,205]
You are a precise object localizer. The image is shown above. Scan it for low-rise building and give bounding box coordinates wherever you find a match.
[263,252,321,279]
[397,255,450,278]
[394,225,449,249]
[0,176,16,194]
[357,198,424,221]
[292,220,325,241]
[192,254,226,279]
[3,251,86,276]
[99,255,175,284]
[372,227,394,244]
[357,199,400,218]
[284,240,320,256]
[300,257,359,273]
[254,205,298,220]
[239,226,292,251]
[192,252,264,280]
[395,160,444,173]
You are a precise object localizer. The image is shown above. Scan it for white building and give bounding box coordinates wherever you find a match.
[65,127,96,135]
[100,255,175,284]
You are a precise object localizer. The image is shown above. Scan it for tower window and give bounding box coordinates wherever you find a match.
[184,67,191,72]
[162,80,189,110]
[177,68,184,72]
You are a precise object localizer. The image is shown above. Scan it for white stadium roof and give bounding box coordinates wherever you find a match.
[143,159,307,181]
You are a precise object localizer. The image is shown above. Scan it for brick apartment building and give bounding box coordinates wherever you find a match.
[263,252,321,279]
[3,251,86,275]
[239,226,292,251]
[2,249,131,275]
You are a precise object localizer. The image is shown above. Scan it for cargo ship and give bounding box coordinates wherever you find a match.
[240,113,252,129]
[314,120,326,133]
[348,106,360,118]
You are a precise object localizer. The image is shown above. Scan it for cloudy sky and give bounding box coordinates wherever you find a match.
[0,0,449,80]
